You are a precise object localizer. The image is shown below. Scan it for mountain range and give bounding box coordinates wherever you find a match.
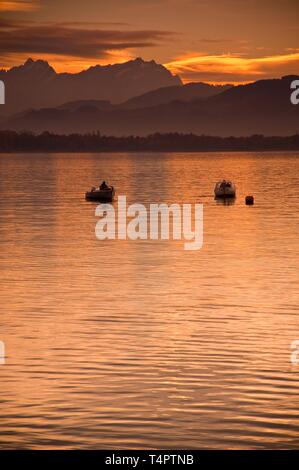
[0,57,182,115]
[0,59,298,137]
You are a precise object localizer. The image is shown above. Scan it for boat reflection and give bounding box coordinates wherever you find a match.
[215,197,236,206]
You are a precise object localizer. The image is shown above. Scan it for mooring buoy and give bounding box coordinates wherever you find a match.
[245,195,254,205]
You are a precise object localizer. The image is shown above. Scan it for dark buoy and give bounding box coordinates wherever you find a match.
[245,195,254,205]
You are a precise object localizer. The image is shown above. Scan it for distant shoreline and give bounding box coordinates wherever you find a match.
[1,149,299,155]
[0,131,299,153]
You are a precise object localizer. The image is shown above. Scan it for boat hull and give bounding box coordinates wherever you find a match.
[214,182,236,199]
[85,187,115,202]
[214,190,236,198]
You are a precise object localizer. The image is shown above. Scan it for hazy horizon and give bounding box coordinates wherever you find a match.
[2,55,298,86]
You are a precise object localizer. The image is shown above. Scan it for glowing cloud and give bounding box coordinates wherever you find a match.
[166,52,299,84]
[0,1,39,11]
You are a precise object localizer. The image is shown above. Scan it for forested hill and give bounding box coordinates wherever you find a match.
[1,131,299,153]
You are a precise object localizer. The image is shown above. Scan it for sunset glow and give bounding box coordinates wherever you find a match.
[0,0,298,83]
[0,50,135,73]
[166,52,299,84]
[1,0,299,456]
[0,1,39,11]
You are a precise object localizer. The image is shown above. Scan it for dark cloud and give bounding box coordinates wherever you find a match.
[0,18,22,28]
[200,38,233,44]
[55,21,131,27]
[0,20,174,59]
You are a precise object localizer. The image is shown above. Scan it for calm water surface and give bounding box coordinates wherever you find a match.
[0,151,299,449]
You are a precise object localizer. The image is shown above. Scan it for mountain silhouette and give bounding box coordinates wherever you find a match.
[1,74,298,137]
[0,57,182,115]
[119,82,232,109]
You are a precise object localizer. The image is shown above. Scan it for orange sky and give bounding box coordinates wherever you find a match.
[0,0,298,83]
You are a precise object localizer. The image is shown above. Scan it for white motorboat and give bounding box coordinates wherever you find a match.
[214,180,236,198]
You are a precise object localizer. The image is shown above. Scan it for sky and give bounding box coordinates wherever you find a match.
[0,0,298,83]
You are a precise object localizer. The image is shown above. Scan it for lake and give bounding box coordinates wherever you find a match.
[0,151,299,449]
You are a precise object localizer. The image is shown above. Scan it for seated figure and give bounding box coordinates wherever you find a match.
[100,181,109,190]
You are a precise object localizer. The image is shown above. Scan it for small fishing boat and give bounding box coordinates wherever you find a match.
[85,185,115,202]
[214,180,236,198]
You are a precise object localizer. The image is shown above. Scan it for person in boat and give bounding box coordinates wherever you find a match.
[220,180,231,189]
[100,181,109,190]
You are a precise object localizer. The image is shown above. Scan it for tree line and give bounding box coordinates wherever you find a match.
[0,130,299,152]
